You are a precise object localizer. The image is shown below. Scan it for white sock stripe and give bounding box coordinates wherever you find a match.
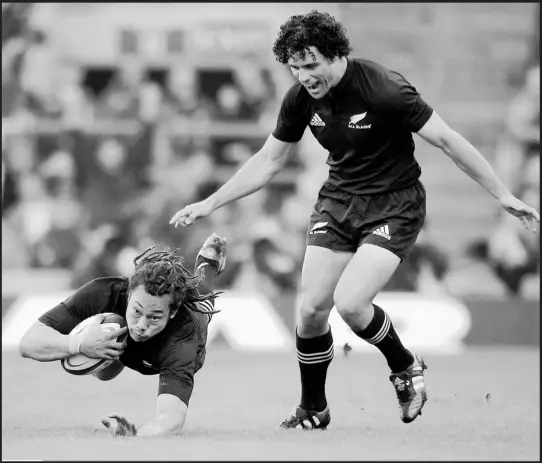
[298,356,334,365]
[366,312,391,344]
[365,313,388,343]
[297,350,334,364]
[370,317,390,344]
[373,314,391,344]
[297,347,334,362]
[374,316,391,344]
[197,300,215,311]
[296,344,334,359]
[297,354,334,365]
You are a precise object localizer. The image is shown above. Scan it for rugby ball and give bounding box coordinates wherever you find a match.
[61,313,127,376]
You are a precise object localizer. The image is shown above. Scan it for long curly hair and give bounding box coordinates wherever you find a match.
[129,246,220,315]
[272,10,352,64]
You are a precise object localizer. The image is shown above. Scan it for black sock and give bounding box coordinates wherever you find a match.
[353,304,414,373]
[296,327,334,412]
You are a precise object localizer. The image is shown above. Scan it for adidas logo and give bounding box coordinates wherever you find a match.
[310,113,325,127]
[372,225,391,240]
[309,221,328,235]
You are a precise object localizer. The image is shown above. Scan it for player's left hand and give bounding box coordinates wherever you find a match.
[499,193,540,233]
[101,413,137,437]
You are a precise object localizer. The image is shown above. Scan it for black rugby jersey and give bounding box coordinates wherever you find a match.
[39,277,215,405]
[273,58,433,195]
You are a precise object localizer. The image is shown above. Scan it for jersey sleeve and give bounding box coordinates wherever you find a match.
[38,278,117,334]
[367,65,433,133]
[158,336,200,406]
[272,83,309,143]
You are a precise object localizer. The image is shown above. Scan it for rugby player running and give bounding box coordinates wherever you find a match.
[170,10,540,429]
[19,234,227,437]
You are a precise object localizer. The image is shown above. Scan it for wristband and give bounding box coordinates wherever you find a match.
[68,333,84,355]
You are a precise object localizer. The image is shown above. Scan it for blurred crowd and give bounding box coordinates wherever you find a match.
[467,63,540,297]
[1,4,539,303]
[1,7,309,310]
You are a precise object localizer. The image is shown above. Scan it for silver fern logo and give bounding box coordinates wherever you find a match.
[349,112,371,129]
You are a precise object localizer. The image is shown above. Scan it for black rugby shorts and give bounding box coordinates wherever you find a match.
[306,181,426,261]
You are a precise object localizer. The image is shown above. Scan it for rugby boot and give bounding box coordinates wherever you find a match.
[195,233,227,275]
[389,353,428,423]
[278,405,331,430]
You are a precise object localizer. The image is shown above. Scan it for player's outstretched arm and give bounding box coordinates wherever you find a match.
[101,394,187,438]
[102,338,199,437]
[416,111,540,233]
[19,319,126,362]
[170,135,297,227]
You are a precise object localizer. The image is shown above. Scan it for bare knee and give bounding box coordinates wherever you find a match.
[334,290,374,330]
[298,299,332,337]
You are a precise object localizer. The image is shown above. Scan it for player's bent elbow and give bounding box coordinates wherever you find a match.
[261,136,295,176]
[265,163,283,182]
[417,111,456,151]
[256,151,282,182]
[18,326,52,361]
[166,412,187,434]
[159,393,188,431]
[18,340,31,359]
[18,322,50,359]
[161,413,186,433]
[18,341,50,361]
[18,331,37,359]
[137,409,187,437]
[438,128,458,151]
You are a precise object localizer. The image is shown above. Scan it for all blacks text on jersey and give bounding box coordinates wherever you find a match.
[348,113,371,130]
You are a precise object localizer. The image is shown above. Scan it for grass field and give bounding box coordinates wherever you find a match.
[2,347,539,461]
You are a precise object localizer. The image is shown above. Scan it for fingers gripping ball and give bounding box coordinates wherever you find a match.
[61,313,127,376]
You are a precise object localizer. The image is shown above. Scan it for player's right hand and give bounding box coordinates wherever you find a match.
[169,199,215,228]
[498,192,540,233]
[101,413,137,437]
[79,324,128,360]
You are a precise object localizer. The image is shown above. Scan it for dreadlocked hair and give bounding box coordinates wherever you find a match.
[272,10,352,64]
[130,245,221,316]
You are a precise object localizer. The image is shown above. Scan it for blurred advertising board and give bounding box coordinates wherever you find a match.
[2,290,538,353]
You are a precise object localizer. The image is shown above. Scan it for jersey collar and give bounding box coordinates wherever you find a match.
[329,57,354,97]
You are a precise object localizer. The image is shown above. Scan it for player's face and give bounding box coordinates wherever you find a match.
[126,286,175,342]
[287,46,339,99]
